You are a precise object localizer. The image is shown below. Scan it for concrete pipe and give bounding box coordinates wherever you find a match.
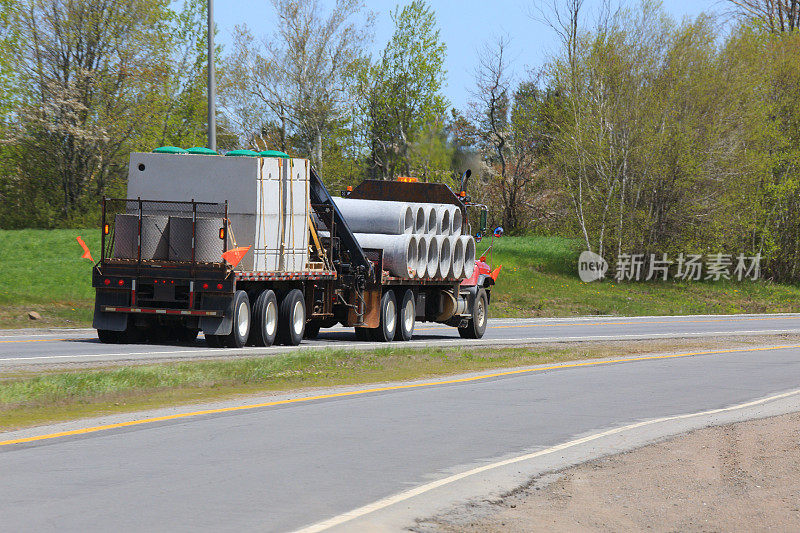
[113,214,138,259]
[416,204,437,235]
[169,217,225,263]
[353,233,417,278]
[449,235,465,279]
[415,234,428,279]
[334,198,415,235]
[436,206,451,235]
[450,206,463,236]
[461,235,476,279]
[435,235,452,279]
[140,215,169,260]
[412,205,426,234]
[423,235,439,278]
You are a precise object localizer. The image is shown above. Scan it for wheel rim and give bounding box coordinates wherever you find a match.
[292,300,305,336]
[476,298,486,327]
[403,298,414,332]
[237,300,249,338]
[386,299,396,333]
[265,300,277,337]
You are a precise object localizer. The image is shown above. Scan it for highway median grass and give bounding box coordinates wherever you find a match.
[4,228,800,328]
[1,336,793,432]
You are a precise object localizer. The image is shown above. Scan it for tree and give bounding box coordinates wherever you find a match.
[223,0,372,173]
[4,0,175,226]
[360,0,448,179]
[725,0,800,32]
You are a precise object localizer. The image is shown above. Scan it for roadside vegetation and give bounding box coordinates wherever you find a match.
[0,337,781,431]
[3,230,800,328]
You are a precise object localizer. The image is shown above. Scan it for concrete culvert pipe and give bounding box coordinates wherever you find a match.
[424,235,439,278]
[140,215,170,260]
[334,198,415,235]
[412,205,426,234]
[416,204,437,235]
[436,206,451,235]
[435,235,452,278]
[354,233,417,278]
[415,235,428,279]
[450,206,463,236]
[461,235,476,279]
[449,235,465,279]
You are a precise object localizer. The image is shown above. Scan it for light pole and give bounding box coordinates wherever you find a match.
[207,0,216,151]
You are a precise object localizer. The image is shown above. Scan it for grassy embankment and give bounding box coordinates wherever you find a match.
[4,229,800,328]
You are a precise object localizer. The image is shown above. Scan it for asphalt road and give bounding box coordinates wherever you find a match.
[3,334,800,531]
[3,313,800,369]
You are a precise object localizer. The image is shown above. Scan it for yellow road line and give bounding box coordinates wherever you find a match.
[3,343,800,448]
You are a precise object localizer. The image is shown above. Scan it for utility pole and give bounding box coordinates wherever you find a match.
[207,0,216,151]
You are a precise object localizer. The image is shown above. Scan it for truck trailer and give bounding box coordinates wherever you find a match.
[92,150,497,348]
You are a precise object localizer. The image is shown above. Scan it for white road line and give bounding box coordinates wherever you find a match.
[3,329,800,362]
[294,388,800,533]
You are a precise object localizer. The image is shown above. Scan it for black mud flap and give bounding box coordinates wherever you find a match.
[199,294,234,336]
[92,290,128,332]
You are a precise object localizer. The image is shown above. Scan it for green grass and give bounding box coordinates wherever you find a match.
[0,229,97,328]
[487,235,800,317]
[2,228,800,328]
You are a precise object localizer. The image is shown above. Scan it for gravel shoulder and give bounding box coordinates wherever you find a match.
[418,412,800,532]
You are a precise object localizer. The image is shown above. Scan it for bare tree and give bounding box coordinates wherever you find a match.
[223,0,372,171]
[726,0,800,32]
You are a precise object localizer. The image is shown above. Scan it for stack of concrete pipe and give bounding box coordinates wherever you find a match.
[332,198,475,280]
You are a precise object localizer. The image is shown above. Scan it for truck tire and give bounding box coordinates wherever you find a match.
[223,290,251,348]
[97,329,121,344]
[250,289,278,347]
[277,289,305,346]
[394,289,415,341]
[304,321,321,339]
[373,290,398,342]
[354,327,370,341]
[176,327,199,344]
[459,288,488,339]
[205,334,223,348]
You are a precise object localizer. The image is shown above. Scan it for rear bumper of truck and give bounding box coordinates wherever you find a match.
[100,306,223,317]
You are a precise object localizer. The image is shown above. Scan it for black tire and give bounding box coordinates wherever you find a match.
[304,321,321,339]
[354,327,370,341]
[394,289,415,341]
[205,334,223,348]
[277,289,305,346]
[97,329,120,344]
[223,290,251,348]
[373,290,398,342]
[176,327,199,345]
[459,288,488,339]
[249,289,278,347]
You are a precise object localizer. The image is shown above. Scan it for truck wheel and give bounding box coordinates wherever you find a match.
[374,290,397,342]
[459,288,488,339]
[394,289,415,341]
[176,327,199,345]
[97,329,121,344]
[354,327,370,341]
[205,334,223,348]
[277,289,305,346]
[223,290,251,348]
[304,321,321,339]
[250,289,278,347]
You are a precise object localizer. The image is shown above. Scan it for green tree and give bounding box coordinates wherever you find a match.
[360,0,448,179]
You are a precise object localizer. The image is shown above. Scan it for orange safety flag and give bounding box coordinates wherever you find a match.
[490,265,502,281]
[221,246,251,267]
[76,236,94,262]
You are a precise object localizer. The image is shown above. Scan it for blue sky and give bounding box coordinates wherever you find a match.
[213,0,718,111]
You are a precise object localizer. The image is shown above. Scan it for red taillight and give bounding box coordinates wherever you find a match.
[202,283,209,289]
[153,279,158,284]
[117,279,124,286]
[216,283,223,290]
[170,280,174,284]
[103,279,111,286]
